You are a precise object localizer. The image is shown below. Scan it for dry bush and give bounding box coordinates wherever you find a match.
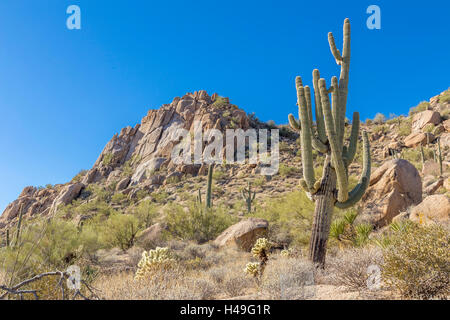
[382,224,449,300]
[261,255,316,299]
[324,247,383,292]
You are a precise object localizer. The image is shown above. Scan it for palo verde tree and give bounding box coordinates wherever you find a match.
[288,18,371,267]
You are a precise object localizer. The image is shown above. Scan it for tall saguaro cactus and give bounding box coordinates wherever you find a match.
[288,19,371,267]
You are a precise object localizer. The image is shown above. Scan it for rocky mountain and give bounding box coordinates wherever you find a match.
[1,88,449,233]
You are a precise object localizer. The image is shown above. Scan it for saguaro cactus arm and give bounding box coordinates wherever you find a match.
[296,77,316,190]
[313,69,327,144]
[319,79,349,202]
[344,112,360,166]
[335,131,371,209]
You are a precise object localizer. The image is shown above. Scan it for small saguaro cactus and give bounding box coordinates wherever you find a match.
[420,145,426,166]
[14,204,24,248]
[436,137,443,176]
[242,181,256,213]
[288,19,371,267]
[206,164,214,209]
[6,229,10,247]
[196,164,214,209]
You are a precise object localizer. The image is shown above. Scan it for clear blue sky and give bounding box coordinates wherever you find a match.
[0,0,449,213]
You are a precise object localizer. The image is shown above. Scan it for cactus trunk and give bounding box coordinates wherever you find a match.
[309,158,336,266]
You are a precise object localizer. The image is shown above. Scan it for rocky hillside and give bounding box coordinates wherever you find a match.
[0,88,449,236]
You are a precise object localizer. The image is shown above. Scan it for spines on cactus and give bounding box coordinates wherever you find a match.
[288,19,371,267]
[242,181,256,213]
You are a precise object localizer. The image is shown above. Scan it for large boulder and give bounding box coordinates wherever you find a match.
[412,110,441,132]
[116,177,131,191]
[409,195,450,225]
[360,159,422,227]
[50,183,84,213]
[136,223,166,247]
[424,178,444,195]
[131,157,166,185]
[214,218,269,251]
[443,119,450,132]
[404,132,434,148]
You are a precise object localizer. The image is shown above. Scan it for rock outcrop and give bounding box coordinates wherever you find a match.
[411,110,441,131]
[214,218,269,251]
[409,195,450,225]
[360,159,422,227]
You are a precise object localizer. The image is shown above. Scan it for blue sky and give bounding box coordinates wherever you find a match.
[0,0,449,213]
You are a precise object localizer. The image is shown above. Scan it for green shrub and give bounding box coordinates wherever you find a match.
[251,190,352,247]
[382,223,449,299]
[279,164,299,177]
[165,204,236,243]
[438,89,450,104]
[102,153,114,166]
[111,193,127,205]
[409,101,430,116]
[103,214,142,251]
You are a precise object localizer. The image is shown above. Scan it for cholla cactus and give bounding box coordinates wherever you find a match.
[251,238,271,259]
[280,248,294,258]
[244,262,260,278]
[135,247,175,280]
[244,238,272,282]
[288,19,371,267]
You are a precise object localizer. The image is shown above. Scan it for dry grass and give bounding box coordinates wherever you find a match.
[323,247,384,291]
[261,255,316,299]
[93,246,255,300]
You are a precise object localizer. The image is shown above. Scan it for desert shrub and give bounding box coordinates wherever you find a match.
[381,223,449,299]
[251,191,351,247]
[398,120,412,136]
[409,101,430,116]
[102,214,142,251]
[102,153,114,166]
[223,275,250,297]
[71,170,88,183]
[278,164,299,177]
[373,113,386,124]
[325,247,383,291]
[439,90,450,104]
[133,199,159,229]
[212,96,229,108]
[423,123,435,133]
[212,169,227,180]
[365,119,373,125]
[111,193,127,205]
[0,217,95,300]
[262,256,316,299]
[165,204,237,243]
[373,124,388,135]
